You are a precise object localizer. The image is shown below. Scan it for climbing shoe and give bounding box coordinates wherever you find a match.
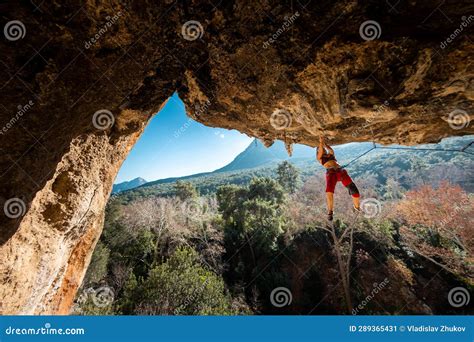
[327,211,333,221]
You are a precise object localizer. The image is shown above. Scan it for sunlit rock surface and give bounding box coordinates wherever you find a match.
[0,0,472,314]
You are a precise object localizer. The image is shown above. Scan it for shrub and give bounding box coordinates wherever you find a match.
[130,247,237,315]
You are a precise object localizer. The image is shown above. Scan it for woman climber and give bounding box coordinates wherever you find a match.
[317,136,361,221]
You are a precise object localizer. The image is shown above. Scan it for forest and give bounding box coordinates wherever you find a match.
[74,137,473,315]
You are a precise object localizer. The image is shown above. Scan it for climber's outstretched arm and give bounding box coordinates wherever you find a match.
[317,136,325,162]
[325,143,334,155]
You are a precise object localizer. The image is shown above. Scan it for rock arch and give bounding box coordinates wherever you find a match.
[0,1,472,314]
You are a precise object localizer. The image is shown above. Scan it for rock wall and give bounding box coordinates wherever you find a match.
[0,0,472,314]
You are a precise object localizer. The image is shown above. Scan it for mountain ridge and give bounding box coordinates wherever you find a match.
[114,136,473,195]
[117,139,374,192]
[213,139,315,173]
[112,177,147,193]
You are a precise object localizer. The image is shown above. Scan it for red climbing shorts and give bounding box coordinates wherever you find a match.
[325,168,359,197]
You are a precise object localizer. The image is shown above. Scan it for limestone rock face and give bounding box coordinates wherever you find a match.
[0,1,472,314]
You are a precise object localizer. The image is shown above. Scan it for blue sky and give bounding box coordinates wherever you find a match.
[115,93,253,183]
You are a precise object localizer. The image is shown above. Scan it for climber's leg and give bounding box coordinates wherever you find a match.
[325,170,337,220]
[341,169,361,209]
[348,183,360,210]
[326,192,334,220]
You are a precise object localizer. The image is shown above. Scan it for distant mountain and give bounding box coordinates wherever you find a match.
[214,139,377,173]
[112,177,147,193]
[214,139,315,173]
[125,140,373,193]
[140,140,317,189]
[114,136,473,200]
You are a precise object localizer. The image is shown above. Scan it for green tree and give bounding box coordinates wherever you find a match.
[101,217,157,279]
[409,156,428,184]
[217,177,286,271]
[277,161,300,193]
[383,177,404,200]
[126,247,236,315]
[175,180,199,200]
[117,271,140,314]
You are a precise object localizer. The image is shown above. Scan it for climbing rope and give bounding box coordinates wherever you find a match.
[340,142,377,168]
[341,139,474,168]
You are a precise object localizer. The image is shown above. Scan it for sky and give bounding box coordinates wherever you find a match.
[115,93,253,183]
